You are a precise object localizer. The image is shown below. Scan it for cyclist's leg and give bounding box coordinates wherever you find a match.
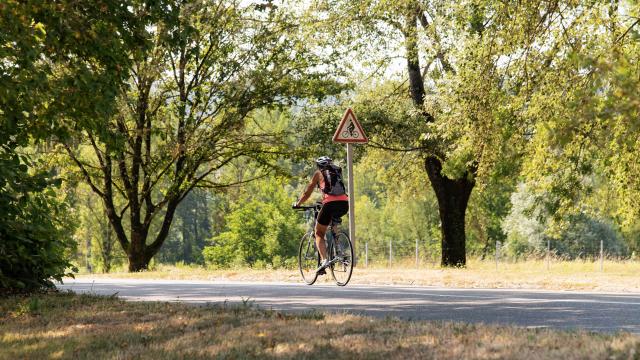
[329,202,348,253]
[317,201,346,260]
[331,215,341,232]
[314,223,329,261]
[315,205,332,262]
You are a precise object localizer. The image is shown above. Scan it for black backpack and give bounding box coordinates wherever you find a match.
[319,164,346,196]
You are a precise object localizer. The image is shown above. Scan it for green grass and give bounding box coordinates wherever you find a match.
[1,292,639,359]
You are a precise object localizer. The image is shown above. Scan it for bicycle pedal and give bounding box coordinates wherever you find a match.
[317,269,326,275]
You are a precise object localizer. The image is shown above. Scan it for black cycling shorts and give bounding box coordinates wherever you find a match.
[316,200,349,226]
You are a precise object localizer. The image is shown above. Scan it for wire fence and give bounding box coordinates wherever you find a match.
[354,238,636,271]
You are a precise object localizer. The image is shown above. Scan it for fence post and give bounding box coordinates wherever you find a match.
[546,239,550,271]
[495,241,501,270]
[365,242,368,268]
[600,239,604,272]
[415,239,419,269]
[389,239,392,268]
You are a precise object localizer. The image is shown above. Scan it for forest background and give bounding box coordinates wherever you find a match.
[2,0,639,289]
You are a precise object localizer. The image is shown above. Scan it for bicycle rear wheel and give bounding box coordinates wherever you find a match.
[329,232,353,286]
[298,232,319,285]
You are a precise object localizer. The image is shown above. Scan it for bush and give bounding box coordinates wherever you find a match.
[203,181,301,269]
[553,214,627,258]
[0,152,77,293]
[503,184,627,259]
[282,257,298,270]
[252,259,270,270]
[203,199,300,268]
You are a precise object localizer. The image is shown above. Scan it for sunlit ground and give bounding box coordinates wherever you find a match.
[73,258,640,292]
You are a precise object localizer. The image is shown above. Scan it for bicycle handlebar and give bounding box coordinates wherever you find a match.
[292,203,322,210]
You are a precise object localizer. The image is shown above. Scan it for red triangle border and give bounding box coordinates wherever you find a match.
[332,108,368,143]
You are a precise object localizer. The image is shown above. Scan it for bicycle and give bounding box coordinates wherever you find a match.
[341,129,359,139]
[292,203,354,286]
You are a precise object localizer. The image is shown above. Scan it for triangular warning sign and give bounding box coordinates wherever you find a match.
[332,108,368,143]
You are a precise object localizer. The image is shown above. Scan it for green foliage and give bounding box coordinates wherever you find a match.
[466,177,514,258]
[1,0,150,142]
[502,184,548,257]
[0,151,77,291]
[519,1,640,230]
[203,179,300,269]
[556,214,627,259]
[0,0,138,290]
[71,186,125,273]
[503,184,627,259]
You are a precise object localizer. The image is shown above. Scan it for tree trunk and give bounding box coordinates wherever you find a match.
[425,157,475,267]
[102,215,113,273]
[403,11,476,266]
[127,228,151,272]
[123,199,181,272]
[128,252,151,272]
[85,231,92,273]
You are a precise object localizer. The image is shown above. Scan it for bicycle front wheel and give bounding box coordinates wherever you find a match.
[329,232,354,286]
[298,232,319,285]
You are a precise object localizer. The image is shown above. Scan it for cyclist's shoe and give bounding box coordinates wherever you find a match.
[316,259,331,274]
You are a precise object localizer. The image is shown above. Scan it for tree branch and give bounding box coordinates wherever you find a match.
[63,144,105,197]
[616,17,640,43]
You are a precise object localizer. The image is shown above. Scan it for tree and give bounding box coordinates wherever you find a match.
[302,0,598,266]
[1,0,149,290]
[519,0,639,239]
[63,0,345,271]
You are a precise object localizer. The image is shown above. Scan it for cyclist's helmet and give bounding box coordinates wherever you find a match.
[315,156,332,168]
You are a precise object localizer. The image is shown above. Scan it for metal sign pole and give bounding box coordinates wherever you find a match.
[347,142,356,266]
[333,108,366,268]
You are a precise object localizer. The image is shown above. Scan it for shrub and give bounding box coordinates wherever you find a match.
[282,257,298,270]
[203,181,301,269]
[503,184,627,259]
[0,153,77,293]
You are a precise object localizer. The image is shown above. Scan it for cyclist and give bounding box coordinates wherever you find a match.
[294,156,349,274]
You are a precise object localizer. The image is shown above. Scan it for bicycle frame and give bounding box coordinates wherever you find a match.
[295,203,338,248]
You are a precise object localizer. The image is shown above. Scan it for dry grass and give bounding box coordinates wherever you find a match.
[75,259,640,292]
[1,292,639,359]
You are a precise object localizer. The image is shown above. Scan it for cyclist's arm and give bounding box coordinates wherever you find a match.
[295,171,321,206]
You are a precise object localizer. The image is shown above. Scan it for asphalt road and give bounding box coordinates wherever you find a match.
[58,279,640,333]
